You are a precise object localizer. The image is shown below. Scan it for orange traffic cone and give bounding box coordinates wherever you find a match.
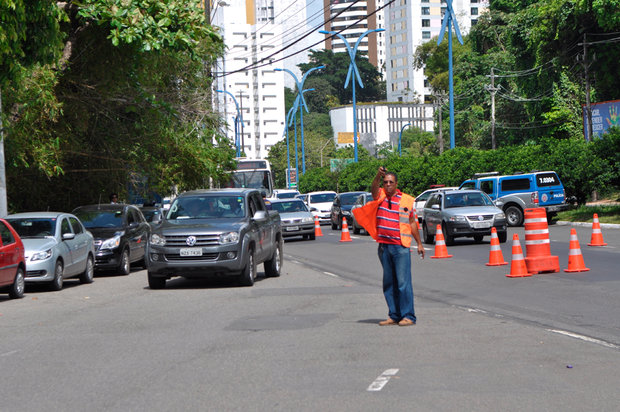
[486,227,508,266]
[588,213,607,246]
[340,217,352,242]
[431,224,453,259]
[506,234,532,278]
[565,228,590,272]
[314,215,323,237]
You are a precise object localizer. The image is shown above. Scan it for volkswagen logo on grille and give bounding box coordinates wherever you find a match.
[478,215,484,221]
[186,236,197,246]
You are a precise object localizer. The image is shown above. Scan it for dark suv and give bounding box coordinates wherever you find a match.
[73,204,150,274]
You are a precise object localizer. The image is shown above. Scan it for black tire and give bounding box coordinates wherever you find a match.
[148,272,166,289]
[442,223,454,246]
[238,248,256,286]
[79,255,95,284]
[264,238,283,277]
[331,219,338,230]
[422,221,434,244]
[309,233,316,241]
[498,231,508,243]
[50,260,64,291]
[473,235,484,243]
[505,205,524,227]
[9,267,25,299]
[352,220,361,234]
[118,248,130,276]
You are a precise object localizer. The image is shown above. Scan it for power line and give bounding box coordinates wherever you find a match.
[215,0,396,78]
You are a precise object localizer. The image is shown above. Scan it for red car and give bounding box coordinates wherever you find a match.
[0,218,26,299]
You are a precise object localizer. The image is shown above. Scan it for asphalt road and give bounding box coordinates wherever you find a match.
[0,223,618,411]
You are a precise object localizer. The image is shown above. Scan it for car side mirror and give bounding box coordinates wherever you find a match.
[431,204,440,210]
[62,233,75,241]
[494,200,504,207]
[310,207,317,212]
[129,222,139,228]
[252,210,268,222]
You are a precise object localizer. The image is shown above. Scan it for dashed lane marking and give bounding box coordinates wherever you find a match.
[367,369,399,392]
[547,329,619,349]
[322,271,339,278]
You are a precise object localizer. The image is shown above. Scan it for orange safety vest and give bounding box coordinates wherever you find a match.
[352,188,415,247]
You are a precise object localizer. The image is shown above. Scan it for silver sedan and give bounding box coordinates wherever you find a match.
[6,212,96,291]
[269,199,315,240]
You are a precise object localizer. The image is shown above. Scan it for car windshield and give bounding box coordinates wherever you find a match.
[310,193,336,203]
[6,218,57,238]
[444,193,492,208]
[141,209,161,222]
[340,193,361,205]
[270,200,308,213]
[167,195,246,219]
[276,192,299,199]
[74,210,123,228]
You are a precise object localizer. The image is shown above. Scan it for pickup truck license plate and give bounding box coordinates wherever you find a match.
[472,221,491,229]
[286,226,299,231]
[180,248,203,256]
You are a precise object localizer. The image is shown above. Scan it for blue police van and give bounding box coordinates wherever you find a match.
[459,171,568,226]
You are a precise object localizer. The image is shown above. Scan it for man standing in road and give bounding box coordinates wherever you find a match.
[353,167,425,326]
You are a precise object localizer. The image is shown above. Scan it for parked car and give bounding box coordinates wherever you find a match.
[140,206,164,228]
[269,199,315,240]
[350,192,374,235]
[330,191,371,230]
[422,189,507,246]
[0,219,26,299]
[459,171,568,226]
[6,212,95,291]
[414,186,459,223]
[73,204,150,275]
[147,189,283,289]
[306,191,337,224]
[271,189,300,200]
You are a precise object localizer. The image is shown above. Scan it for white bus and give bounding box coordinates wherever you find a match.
[224,158,274,198]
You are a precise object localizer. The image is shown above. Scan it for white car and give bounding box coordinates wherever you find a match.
[271,189,300,200]
[414,187,459,222]
[306,191,337,224]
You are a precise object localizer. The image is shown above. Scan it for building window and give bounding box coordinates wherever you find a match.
[422,19,430,28]
[472,19,478,26]
[471,7,478,15]
[421,7,430,15]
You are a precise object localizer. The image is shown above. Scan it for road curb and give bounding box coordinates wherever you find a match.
[555,221,620,230]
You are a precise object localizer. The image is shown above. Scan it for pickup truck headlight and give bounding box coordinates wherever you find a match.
[301,217,314,223]
[31,249,52,261]
[342,210,352,216]
[219,232,239,244]
[101,235,121,250]
[449,216,467,223]
[150,233,166,246]
[494,212,505,219]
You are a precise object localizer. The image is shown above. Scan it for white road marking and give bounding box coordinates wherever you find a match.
[323,271,339,278]
[0,350,19,357]
[367,369,399,392]
[547,329,619,349]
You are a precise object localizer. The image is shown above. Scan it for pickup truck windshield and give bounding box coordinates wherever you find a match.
[168,196,246,219]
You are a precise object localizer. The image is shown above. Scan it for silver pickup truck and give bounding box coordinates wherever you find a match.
[146,189,282,288]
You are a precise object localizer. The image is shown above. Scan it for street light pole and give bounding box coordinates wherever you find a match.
[320,28,385,162]
[216,89,242,157]
[399,123,411,156]
[275,66,324,175]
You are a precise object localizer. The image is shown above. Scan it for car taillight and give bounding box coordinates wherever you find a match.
[531,191,539,204]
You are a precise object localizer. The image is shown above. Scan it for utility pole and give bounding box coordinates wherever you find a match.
[578,33,594,141]
[485,68,499,149]
[434,91,446,154]
[0,89,7,216]
[237,91,245,153]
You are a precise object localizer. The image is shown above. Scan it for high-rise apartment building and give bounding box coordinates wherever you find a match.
[212,0,315,159]
[323,0,386,74]
[386,0,488,103]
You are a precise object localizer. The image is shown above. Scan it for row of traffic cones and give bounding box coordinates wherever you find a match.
[313,215,353,242]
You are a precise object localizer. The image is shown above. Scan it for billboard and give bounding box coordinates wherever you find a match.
[583,100,620,140]
[337,132,357,144]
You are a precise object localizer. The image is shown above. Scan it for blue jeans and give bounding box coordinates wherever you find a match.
[378,243,416,323]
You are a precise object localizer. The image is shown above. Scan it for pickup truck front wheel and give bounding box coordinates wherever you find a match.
[264,238,282,278]
[239,249,256,287]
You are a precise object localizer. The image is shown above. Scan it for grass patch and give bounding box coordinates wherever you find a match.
[556,205,620,224]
